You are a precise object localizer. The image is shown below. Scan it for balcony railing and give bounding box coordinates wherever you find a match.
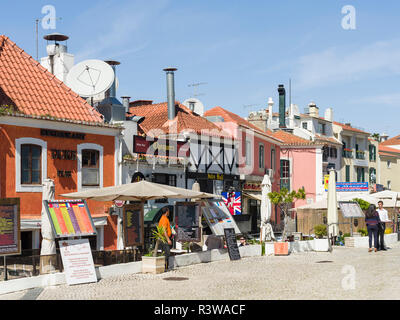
[342,148,353,158]
[356,151,365,160]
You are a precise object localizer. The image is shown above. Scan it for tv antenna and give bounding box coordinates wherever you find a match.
[188,82,207,97]
[35,17,63,61]
[243,104,260,109]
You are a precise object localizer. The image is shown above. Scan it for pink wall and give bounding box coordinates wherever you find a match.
[280,147,317,208]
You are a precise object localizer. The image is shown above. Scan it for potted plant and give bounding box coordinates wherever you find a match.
[313,224,329,251]
[142,226,168,274]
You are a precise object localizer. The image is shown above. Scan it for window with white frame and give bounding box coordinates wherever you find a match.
[15,138,47,193]
[77,143,103,191]
[259,143,264,169]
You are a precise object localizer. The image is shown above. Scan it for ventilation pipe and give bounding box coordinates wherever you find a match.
[163,67,178,120]
[278,84,286,128]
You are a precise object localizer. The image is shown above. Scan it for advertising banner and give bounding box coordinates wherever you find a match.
[0,198,20,256]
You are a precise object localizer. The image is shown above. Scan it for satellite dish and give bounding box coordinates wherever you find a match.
[66,59,114,97]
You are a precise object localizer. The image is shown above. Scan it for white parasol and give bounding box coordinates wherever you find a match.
[260,174,275,241]
[327,169,338,238]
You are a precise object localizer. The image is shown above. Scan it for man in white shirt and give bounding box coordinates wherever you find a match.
[377,201,390,250]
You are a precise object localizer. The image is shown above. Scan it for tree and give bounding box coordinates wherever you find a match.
[268,187,306,241]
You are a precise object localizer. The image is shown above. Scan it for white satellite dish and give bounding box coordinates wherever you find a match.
[66,59,115,97]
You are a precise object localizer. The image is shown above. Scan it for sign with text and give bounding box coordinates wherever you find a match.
[175,202,202,242]
[123,204,144,247]
[336,182,369,192]
[201,200,241,236]
[0,198,20,256]
[338,201,365,218]
[59,239,97,286]
[44,200,97,238]
[133,135,189,157]
[224,228,241,261]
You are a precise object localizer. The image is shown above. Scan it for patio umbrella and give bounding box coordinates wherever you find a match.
[327,169,338,238]
[60,180,217,201]
[260,174,274,241]
[40,179,56,273]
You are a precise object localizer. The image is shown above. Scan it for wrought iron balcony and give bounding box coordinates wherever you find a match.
[356,151,365,160]
[342,148,353,158]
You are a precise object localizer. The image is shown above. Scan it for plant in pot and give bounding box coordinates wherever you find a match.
[142,226,168,274]
[314,224,329,251]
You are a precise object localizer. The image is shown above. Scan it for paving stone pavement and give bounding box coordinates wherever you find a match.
[1,243,400,300]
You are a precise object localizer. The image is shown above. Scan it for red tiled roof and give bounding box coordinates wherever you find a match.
[204,106,282,143]
[0,35,104,124]
[315,134,342,145]
[333,121,370,134]
[128,102,231,138]
[271,130,319,146]
[379,145,400,154]
[380,134,400,147]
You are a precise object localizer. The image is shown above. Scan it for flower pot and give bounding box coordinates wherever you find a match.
[313,238,329,252]
[142,256,165,274]
[274,242,289,256]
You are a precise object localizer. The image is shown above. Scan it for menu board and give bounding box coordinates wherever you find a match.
[0,198,20,256]
[224,228,241,261]
[338,201,365,218]
[44,200,97,238]
[175,202,201,242]
[123,204,144,247]
[202,200,241,236]
[59,238,97,286]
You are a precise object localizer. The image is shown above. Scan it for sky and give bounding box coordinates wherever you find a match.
[1,0,400,137]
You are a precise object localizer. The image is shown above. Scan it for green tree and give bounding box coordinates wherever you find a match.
[268,187,306,241]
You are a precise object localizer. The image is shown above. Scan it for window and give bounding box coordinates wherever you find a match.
[77,143,103,191]
[387,161,391,169]
[369,145,376,162]
[302,122,308,130]
[245,140,251,166]
[16,138,47,193]
[329,147,337,159]
[280,159,290,190]
[319,123,326,135]
[369,168,376,184]
[153,173,177,187]
[21,144,42,185]
[259,144,264,169]
[345,165,350,182]
[271,148,276,172]
[387,180,391,190]
[356,167,365,183]
[82,149,100,186]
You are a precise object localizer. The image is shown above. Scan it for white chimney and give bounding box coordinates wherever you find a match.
[324,108,333,122]
[267,97,274,127]
[380,133,389,142]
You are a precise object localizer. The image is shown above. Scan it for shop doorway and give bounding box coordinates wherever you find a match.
[249,199,259,234]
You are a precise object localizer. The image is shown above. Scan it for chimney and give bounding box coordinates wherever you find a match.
[163,67,178,120]
[278,85,286,128]
[121,96,130,113]
[380,133,389,142]
[324,108,333,122]
[267,97,274,128]
[308,102,319,118]
[105,60,120,99]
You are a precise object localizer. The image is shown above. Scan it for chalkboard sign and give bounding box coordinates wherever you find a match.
[0,198,20,256]
[123,204,144,247]
[175,202,201,242]
[224,228,241,261]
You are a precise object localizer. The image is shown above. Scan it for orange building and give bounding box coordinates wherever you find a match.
[0,35,121,251]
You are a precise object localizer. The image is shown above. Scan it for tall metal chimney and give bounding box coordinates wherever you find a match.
[163,67,178,120]
[278,84,286,128]
[105,60,120,99]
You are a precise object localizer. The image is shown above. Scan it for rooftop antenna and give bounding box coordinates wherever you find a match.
[243,104,260,109]
[289,78,292,107]
[188,82,207,97]
[35,17,62,61]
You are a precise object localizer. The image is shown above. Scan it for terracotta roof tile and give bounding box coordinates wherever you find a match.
[380,134,400,147]
[271,130,319,146]
[128,102,231,138]
[378,145,400,154]
[333,121,370,134]
[204,106,282,143]
[0,35,104,124]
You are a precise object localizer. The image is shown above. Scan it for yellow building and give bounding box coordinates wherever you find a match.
[378,144,400,191]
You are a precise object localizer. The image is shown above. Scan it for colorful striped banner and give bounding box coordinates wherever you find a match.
[52,204,68,235]
[78,203,94,233]
[48,207,62,235]
[66,203,81,235]
[71,204,87,234]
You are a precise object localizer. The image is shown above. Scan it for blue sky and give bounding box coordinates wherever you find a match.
[2,0,400,137]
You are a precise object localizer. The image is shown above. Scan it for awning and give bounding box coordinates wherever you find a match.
[243,193,262,201]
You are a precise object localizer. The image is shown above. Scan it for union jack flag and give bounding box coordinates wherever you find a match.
[221,192,241,215]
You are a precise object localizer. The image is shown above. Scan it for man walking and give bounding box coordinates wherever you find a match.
[376,201,390,251]
[158,206,173,270]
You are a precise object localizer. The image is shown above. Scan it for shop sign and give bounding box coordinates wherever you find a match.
[51,149,77,161]
[243,182,261,191]
[207,173,224,181]
[123,204,144,247]
[133,135,189,157]
[41,129,85,140]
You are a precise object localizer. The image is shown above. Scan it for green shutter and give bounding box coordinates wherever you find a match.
[345,165,350,182]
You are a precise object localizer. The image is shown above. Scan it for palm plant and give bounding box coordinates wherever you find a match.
[151,225,168,257]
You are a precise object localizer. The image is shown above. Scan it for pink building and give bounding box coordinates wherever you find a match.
[204,107,283,233]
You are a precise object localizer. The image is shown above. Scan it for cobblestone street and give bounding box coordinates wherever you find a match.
[1,243,400,300]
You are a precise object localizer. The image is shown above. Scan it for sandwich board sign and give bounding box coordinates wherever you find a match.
[59,238,97,286]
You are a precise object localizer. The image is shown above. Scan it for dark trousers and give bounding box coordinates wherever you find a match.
[160,242,171,269]
[367,224,379,249]
[377,223,386,249]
